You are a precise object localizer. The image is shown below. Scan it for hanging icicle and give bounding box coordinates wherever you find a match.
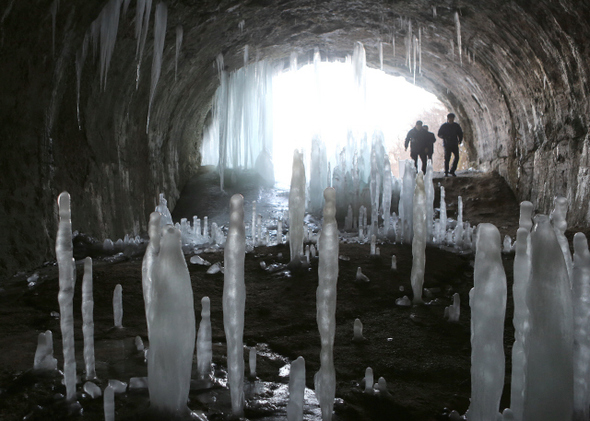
[418,27,422,75]
[75,32,89,130]
[146,2,167,134]
[99,0,122,91]
[379,41,383,71]
[50,0,59,57]
[175,25,183,82]
[455,11,462,66]
[135,0,153,89]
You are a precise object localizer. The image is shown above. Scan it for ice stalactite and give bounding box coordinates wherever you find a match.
[56,192,77,402]
[75,32,89,130]
[550,196,573,284]
[470,223,506,420]
[98,0,122,91]
[392,34,395,58]
[82,257,96,379]
[122,0,131,16]
[142,212,161,337]
[174,25,183,82]
[146,2,167,134]
[148,226,196,415]
[405,20,412,69]
[522,216,573,421]
[455,11,462,66]
[379,41,383,71]
[315,188,339,421]
[289,150,306,264]
[572,233,590,421]
[223,194,246,417]
[510,227,531,421]
[50,0,59,57]
[113,284,123,327]
[418,27,422,75]
[34,331,57,370]
[197,297,213,379]
[411,173,426,304]
[135,0,153,89]
[424,161,434,243]
[287,356,306,421]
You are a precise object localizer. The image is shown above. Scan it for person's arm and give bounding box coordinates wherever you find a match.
[405,130,412,150]
[457,124,464,144]
[437,124,446,139]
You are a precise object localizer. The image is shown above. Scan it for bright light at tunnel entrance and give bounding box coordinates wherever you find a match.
[272,62,447,187]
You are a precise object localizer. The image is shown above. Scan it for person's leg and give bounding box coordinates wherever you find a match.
[411,151,418,171]
[444,147,452,175]
[420,152,428,174]
[450,144,460,175]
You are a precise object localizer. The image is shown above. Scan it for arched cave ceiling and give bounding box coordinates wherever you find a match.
[0,0,589,277]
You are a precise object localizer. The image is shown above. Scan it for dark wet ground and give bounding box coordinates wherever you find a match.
[0,168,535,420]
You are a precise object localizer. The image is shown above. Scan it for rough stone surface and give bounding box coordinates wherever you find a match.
[1,0,589,278]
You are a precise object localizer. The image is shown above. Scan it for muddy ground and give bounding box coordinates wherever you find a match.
[0,170,551,421]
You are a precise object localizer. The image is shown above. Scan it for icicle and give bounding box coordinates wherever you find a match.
[123,0,131,16]
[418,27,422,75]
[364,367,374,394]
[412,36,417,84]
[99,0,122,91]
[411,173,427,304]
[135,0,153,89]
[392,34,395,58]
[175,25,183,82]
[75,32,89,130]
[146,2,167,134]
[50,0,59,57]
[406,20,412,69]
[432,6,437,18]
[455,11,462,66]
[238,19,245,33]
[379,41,383,71]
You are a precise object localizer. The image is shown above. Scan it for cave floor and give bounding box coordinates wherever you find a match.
[0,169,543,421]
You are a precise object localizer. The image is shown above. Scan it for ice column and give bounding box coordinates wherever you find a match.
[56,192,77,401]
[550,196,573,284]
[113,284,123,327]
[82,257,96,379]
[287,356,306,421]
[142,212,161,337]
[197,296,213,379]
[424,161,434,243]
[572,233,590,421]
[510,227,531,420]
[174,25,183,81]
[522,216,573,421]
[314,188,339,421]
[411,173,427,304]
[223,194,246,417]
[148,225,196,415]
[146,2,167,133]
[470,223,506,420]
[34,330,58,370]
[289,150,306,263]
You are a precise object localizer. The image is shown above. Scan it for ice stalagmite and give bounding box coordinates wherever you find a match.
[519,201,533,231]
[174,25,183,81]
[289,150,306,264]
[34,330,57,370]
[148,226,195,415]
[287,356,306,421]
[56,192,77,401]
[572,233,590,421]
[510,227,531,420]
[522,216,573,421]
[424,160,434,243]
[146,2,167,133]
[314,187,339,421]
[411,173,426,304]
[454,196,464,249]
[197,296,213,379]
[364,367,374,394]
[142,212,161,337]
[82,257,96,379]
[310,136,328,214]
[550,196,573,284]
[382,157,393,235]
[223,194,246,417]
[439,186,447,244]
[400,160,416,243]
[470,223,506,420]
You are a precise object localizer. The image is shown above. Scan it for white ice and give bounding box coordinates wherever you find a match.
[364,367,374,394]
[33,330,57,370]
[289,150,306,263]
[82,257,95,379]
[113,284,123,327]
[352,318,364,342]
[411,173,426,304]
[287,356,306,421]
[196,296,212,380]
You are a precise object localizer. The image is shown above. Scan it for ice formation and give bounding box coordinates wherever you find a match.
[196,296,213,379]
[289,150,306,263]
[315,188,339,421]
[96,0,121,91]
[522,216,573,421]
[455,11,462,65]
[470,223,506,420]
[391,255,397,270]
[444,293,460,322]
[249,346,257,377]
[364,367,374,394]
[454,196,464,249]
[146,2,167,133]
[83,381,101,399]
[223,194,247,417]
[148,225,196,415]
[519,201,534,231]
[56,192,77,401]
[142,211,161,337]
[174,25,183,81]
[573,233,590,420]
[310,136,328,214]
[424,161,434,243]
[287,356,306,421]
[411,173,426,304]
[135,0,153,88]
[113,284,123,327]
[33,330,58,370]
[399,160,416,243]
[352,318,364,342]
[82,257,96,379]
[550,196,573,284]
[135,336,144,352]
[355,267,370,283]
[75,32,89,129]
[509,227,530,420]
[376,377,390,396]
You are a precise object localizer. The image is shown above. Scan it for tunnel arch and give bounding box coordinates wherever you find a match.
[1,0,589,277]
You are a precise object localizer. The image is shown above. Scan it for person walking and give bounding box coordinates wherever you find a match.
[437,113,463,176]
[422,125,436,163]
[404,120,428,174]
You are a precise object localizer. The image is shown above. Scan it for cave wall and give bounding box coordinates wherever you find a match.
[0,0,589,279]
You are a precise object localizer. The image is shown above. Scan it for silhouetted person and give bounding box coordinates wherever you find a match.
[423,125,436,163]
[405,120,428,174]
[437,113,463,176]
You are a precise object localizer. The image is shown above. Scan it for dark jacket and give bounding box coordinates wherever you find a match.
[405,128,428,153]
[437,122,463,147]
[425,131,436,156]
